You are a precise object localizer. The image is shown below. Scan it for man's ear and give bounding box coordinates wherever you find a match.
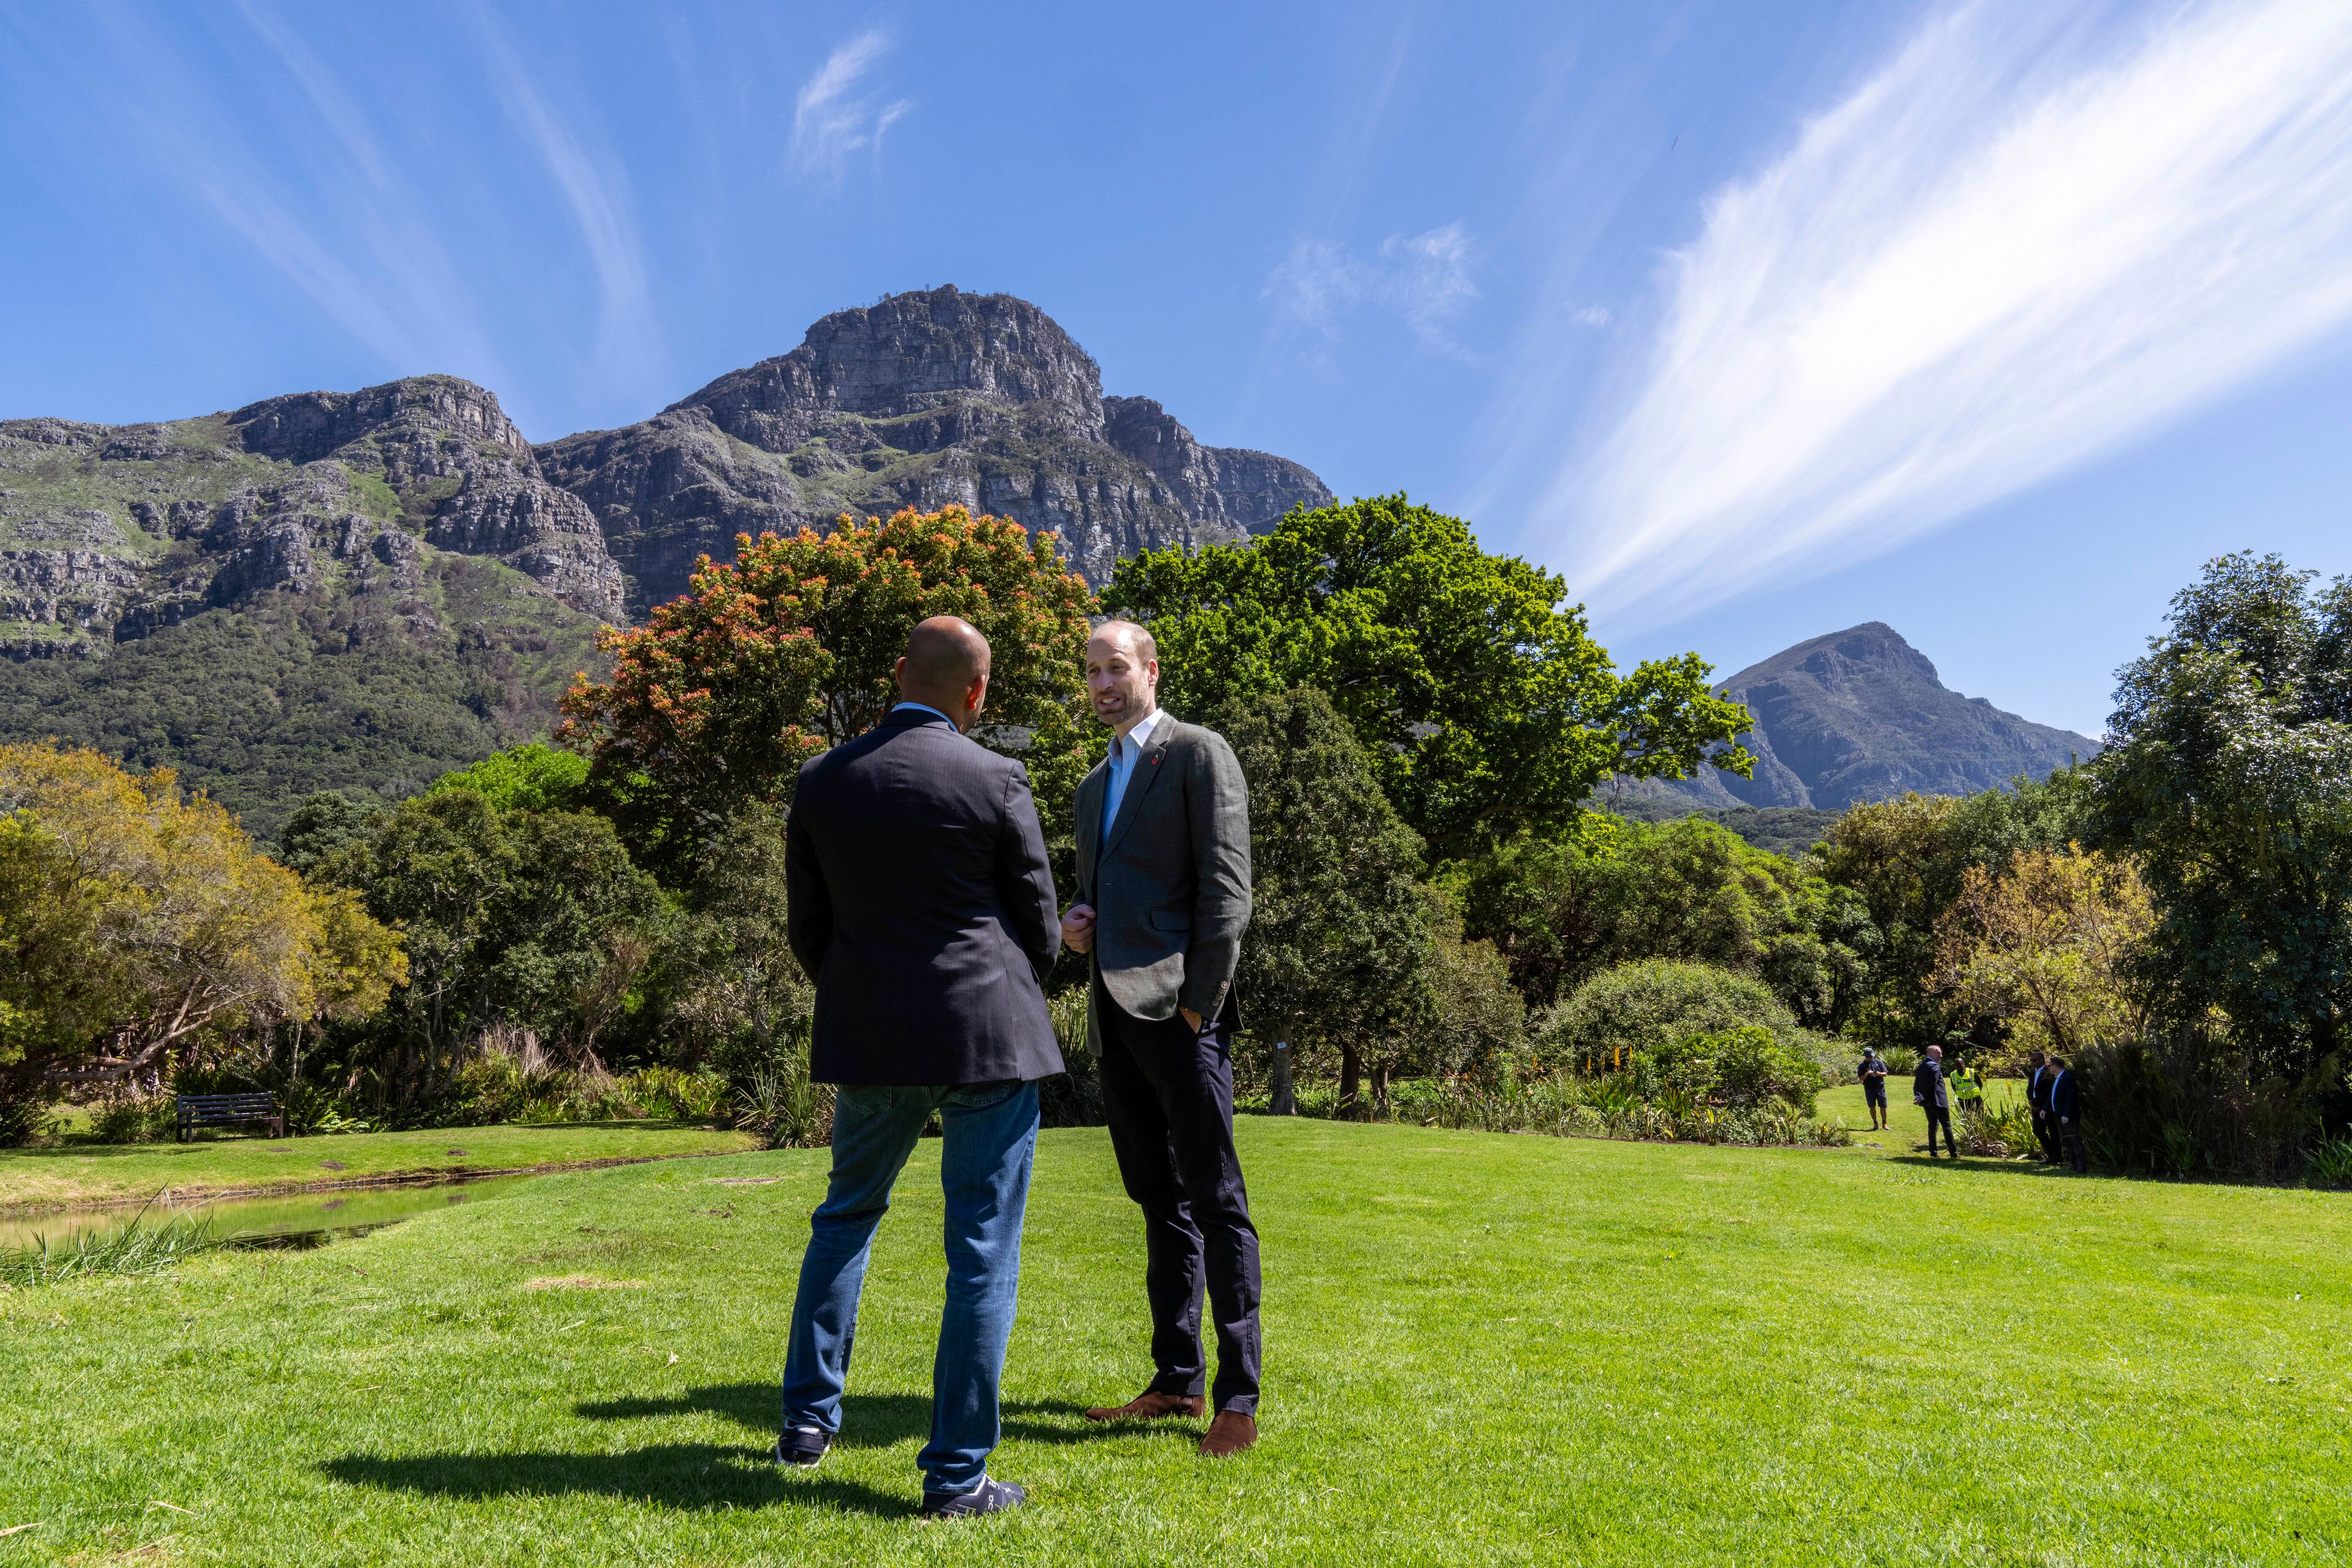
[894,655,908,688]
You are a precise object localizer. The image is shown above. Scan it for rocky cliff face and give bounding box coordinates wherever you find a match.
[537,286,1332,612]
[1629,623,2099,812]
[0,289,1328,831]
[0,375,624,663]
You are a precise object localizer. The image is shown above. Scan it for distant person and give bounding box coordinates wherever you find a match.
[2048,1055,2087,1174]
[1913,1044,1958,1159]
[1059,619,1261,1459]
[1952,1057,1985,1120]
[777,616,1063,1520]
[2025,1050,2060,1163]
[1857,1047,1890,1131]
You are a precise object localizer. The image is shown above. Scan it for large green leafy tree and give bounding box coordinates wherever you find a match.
[2092,552,2352,1097]
[560,505,1096,873]
[1104,495,1754,862]
[1814,771,2090,1050]
[311,788,664,1104]
[1218,687,1432,1109]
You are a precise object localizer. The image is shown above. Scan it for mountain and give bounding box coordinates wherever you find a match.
[538,285,1333,612]
[1624,622,2099,814]
[0,288,1330,835]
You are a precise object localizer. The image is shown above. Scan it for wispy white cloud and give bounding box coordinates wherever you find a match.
[1559,0,2352,626]
[789,30,911,183]
[1265,221,1478,355]
[475,15,665,404]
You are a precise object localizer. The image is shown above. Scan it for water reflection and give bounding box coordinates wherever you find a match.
[0,1172,534,1252]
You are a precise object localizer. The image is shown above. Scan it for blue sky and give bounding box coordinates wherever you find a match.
[7,0,2352,737]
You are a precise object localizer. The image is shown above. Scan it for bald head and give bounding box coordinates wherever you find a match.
[897,616,991,731]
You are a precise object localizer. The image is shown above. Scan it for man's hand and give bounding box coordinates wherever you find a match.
[1061,903,1096,954]
[1181,1007,1203,1032]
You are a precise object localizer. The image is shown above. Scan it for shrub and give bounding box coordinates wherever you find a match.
[89,1096,175,1145]
[1542,960,1814,1073]
[618,1066,728,1122]
[2305,1137,2352,1190]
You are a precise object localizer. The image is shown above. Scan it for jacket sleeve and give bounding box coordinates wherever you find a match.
[997,761,1062,986]
[785,793,832,982]
[1180,726,1254,1020]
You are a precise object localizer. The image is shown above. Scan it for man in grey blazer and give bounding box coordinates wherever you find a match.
[1059,619,1261,1458]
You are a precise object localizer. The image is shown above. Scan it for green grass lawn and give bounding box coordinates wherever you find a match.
[3,1117,2346,1564]
[0,1123,757,1212]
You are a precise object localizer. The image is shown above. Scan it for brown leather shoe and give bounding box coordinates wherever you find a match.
[1083,1390,1206,1423]
[1199,1410,1257,1458]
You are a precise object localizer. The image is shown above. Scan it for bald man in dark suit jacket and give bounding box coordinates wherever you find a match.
[778,616,1060,1521]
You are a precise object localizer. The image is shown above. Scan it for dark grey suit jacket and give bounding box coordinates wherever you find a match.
[1075,711,1252,1030]
[786,707,1063,1085]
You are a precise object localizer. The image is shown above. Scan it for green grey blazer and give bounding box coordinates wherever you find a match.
[1074,712,1253,1030]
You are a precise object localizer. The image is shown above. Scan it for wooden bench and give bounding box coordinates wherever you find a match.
[175,1092,285,1142]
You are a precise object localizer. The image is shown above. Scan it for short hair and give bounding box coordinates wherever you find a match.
[1088,619,1158,664]
[902,615,989,691]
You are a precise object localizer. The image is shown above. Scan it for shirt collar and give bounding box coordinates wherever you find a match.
[1114,706,1167,758]
[892,701,957,729]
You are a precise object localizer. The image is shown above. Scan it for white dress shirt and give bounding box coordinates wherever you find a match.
[1101,706,1168,844]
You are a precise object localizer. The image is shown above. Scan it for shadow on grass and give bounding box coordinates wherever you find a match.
[1884,1154,2079,1178]
[321,1442,917,1518]
[576,1384,1163,1449]
[325,1388,1187,1519]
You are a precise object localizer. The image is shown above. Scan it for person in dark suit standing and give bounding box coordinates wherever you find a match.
[2025,1050,2061,1163]
[777,616,1063,1520]
[1058,619,1261,1460]
[1914,1042,1958,1158]
[2048,1055,2087,1174]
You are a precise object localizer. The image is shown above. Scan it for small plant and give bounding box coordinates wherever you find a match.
[734,1064,832,1148]
[2305,1137,2352,1190]
[619,1066,729,1122]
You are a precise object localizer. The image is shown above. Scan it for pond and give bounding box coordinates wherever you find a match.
[0,1173,537,1254]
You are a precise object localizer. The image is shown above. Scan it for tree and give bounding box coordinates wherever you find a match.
[1104,494,1754,861]
[0,742,405,1102]
[427,742,590,814]
[1219,687,1430,1111]
[1449,816,1878,1028]
[1408,887,1528,1086]
[654,805,814,1077]
[1931,847,2155,1061]
[2093,552,2352,1098]
[315,787,664,1099]
[560,506,1096,870]
[1814,771,2091,1048]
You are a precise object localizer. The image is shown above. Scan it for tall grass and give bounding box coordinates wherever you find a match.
[1292,1076,1850,1148]
[0,1204,223,1287]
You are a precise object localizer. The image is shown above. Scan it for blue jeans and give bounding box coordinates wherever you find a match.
[780,1080,1039,1494]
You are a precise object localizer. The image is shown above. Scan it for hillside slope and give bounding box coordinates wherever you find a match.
[1632,622,2098,813]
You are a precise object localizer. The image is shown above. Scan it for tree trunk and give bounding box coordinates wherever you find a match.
[1339,1044,1361,1115]
[1372,1061,1390,1115]
[1269,1041,1295,1116]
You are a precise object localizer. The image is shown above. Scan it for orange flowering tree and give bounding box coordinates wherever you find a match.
[560,505,1096,870]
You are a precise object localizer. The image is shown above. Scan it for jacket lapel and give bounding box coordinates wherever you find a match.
[1077,763,1106,891]
[1102,716,1176,862]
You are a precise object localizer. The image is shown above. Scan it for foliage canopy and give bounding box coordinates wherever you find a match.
[1104,495,1754,860]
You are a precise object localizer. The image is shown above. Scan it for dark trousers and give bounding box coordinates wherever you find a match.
[2060,1116,2087,1174]
[1093,977,1262,1416]
[1923,1101,1956,1155]
[2034,1111,2061,1163]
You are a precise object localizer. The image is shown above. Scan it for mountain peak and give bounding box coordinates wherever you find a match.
[1630,624,2097,813]
[544,286,1330,608]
